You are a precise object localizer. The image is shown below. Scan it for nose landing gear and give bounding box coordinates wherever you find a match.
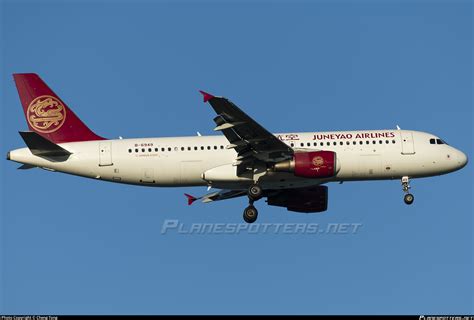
[404,193,414,205]
[243,184,263,223]
[401,176,414,205]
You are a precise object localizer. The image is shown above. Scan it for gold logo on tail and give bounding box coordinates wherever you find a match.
[27,95,67,133]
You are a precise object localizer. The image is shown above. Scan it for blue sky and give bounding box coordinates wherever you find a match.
[1,0,472,315]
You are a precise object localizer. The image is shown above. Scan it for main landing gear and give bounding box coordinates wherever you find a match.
[243,184,263,224]
[401,176,414,205]
[243,205,258,224]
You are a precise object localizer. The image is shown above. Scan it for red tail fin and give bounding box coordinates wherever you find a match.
[13,73,105,143]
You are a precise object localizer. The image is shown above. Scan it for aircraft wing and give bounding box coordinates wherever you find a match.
[185,189,247,205]
[185,185,328,213]
[199,91,293,174]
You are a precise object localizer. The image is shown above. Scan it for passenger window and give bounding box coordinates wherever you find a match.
[128,149,132,153]
[220,146,224,149]
[430,138,436,144]
[385,140,389,144]
[366,141,369,144]
[353,141,357,145]
[148,148,152,152]
[372,140,376,144]
[290,143,294,147]
[155,148,158,152]
[300,143,304,147]
[392,140,396,144]
[320,142,324,146]
[333,141,337,146]
[327,142,330,146]
[168,147,171,151]
[214,146,218,150]
[340,141,343,145]
[379,140,382,144]
[201,146,204,150]
[359,141,363,145]
[346,141,350,145]
[142,148,145,152]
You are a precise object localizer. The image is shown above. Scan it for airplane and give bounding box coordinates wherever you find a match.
[6,73,468,223]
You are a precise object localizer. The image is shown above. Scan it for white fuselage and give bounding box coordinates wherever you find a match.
[8,129,467,190]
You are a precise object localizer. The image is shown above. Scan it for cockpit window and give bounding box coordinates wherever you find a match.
[430,138,449,145]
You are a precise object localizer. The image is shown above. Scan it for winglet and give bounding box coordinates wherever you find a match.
[184,193,198,205]
[199,90,214,103]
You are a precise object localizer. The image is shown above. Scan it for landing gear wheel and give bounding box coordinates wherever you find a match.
[243,205,258,224]
[404,193,414,205]
[401,176,414,205]
[248,184,263,201]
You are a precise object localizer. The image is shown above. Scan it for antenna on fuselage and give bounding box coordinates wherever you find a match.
[396,125,401,130]
[197,132,202,136]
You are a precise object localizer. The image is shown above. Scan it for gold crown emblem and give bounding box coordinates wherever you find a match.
[27,95,67,133]
[312,156,324,167]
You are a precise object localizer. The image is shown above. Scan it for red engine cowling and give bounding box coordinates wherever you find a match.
[273,151,337,178]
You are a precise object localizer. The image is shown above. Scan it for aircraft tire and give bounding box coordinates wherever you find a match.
[248,184,263,201]
[243,205,258,223]
[404,193,414,205]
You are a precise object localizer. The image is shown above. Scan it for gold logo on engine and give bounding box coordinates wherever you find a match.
[27,95,67,133]
[312,156,324,167]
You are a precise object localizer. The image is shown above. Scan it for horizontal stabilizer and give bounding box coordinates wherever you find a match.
[19,131,72,162]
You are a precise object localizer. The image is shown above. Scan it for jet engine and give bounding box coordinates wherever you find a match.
[272,151,339,178]
[267,186,328,213]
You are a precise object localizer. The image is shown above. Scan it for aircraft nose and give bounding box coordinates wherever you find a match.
[457,150,468,169]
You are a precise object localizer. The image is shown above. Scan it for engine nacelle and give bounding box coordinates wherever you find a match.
[273,151,339,178]
[267,186,328,213]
